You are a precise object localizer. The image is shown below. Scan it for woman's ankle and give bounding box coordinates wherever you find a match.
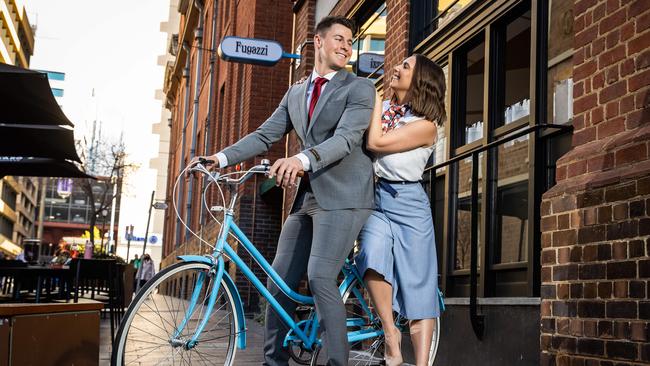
[384,326,402,352]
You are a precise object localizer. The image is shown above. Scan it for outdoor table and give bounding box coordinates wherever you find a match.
[0,265,72,303]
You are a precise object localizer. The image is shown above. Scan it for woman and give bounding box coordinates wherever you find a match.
[356,54,445,366]
[136,254,156,288]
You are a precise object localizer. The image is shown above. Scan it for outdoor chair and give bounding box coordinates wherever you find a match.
[0,260,28,299]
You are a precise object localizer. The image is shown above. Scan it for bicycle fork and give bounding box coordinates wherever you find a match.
[170,255,226,350]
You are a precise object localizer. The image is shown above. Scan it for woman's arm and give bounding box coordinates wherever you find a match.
[366,93,438,154]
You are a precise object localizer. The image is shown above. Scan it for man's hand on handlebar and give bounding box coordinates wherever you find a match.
[187,155,217,178]
[268,157,304,189]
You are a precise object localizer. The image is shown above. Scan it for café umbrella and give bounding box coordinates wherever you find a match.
[0,62,88,178]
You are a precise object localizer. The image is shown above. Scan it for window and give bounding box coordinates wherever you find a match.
[0,215,12,239]
[452,35,485,146]
[410,0,474,51]
[547,1,574,124]
[496,10,532,128]
[369,38,385,52]
[350,3,386,79]
[493,136,530,265]
[430,0,567,298]
[2,184,17,210]
[453,154,483,272]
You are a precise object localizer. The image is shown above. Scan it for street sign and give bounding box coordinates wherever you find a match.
[357,53,385,76]
[153,202,168,210]
[218,36,285,66]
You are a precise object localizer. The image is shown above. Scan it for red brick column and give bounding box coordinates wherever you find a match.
[384,0,410,95]
[540,0,650,365]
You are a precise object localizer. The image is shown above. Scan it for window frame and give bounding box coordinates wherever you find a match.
[430,0,549,298]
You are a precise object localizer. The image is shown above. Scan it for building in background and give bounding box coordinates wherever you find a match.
[160,0,292,312]
[140,0,180,268]
[0,0,34,67]
[0,176,39,258]
[0,0,39,259]
[37,69,65,105]
[40,177,121,255]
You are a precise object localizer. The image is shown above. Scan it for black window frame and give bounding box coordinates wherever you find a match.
[422,0,559,299]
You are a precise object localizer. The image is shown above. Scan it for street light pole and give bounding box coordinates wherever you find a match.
[100,209,108,253]
[135,191,168,292]
[136,191,155,291]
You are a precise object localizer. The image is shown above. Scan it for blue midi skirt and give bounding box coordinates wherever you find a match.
[355,180,440,319]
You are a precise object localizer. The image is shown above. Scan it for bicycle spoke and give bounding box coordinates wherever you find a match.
[125,343,169,365]
[134,307,173,335]
[148,292,175,335]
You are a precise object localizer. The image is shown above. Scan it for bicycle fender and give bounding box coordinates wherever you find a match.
[177,255,248,349]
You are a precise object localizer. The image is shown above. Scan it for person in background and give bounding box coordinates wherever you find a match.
[129,254,141,270]
[135,254,156,289]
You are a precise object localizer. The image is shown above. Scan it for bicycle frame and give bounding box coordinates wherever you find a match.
[178,206,384,351]
[171,165,401,353]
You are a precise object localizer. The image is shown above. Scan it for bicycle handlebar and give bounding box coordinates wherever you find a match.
[190,158,304,188]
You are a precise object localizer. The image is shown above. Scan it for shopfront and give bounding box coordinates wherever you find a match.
[292,0,576,363]
[409,1,573,363]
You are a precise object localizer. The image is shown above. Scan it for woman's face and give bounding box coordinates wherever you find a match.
[389,55,417,93]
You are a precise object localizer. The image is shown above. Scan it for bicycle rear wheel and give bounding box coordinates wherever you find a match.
[111,261,239,365]
[310,278,442,366]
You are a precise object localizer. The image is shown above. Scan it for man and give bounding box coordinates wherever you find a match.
[191,16,375,366]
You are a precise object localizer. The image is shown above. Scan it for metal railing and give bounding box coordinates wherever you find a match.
[424,122,572,339]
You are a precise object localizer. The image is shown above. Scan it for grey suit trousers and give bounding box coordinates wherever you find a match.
[263,187,372,366]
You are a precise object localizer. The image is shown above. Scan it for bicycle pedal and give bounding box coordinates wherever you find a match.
[210,206,225,212]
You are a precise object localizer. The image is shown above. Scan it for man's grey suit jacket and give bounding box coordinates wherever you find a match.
[221,69,376,210]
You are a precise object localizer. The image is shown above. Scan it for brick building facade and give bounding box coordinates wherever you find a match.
[540,0,650,364]
[157,0,648,362]
[161,0,292,312]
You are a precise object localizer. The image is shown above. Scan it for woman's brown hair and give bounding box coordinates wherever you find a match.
[391,54,446,127]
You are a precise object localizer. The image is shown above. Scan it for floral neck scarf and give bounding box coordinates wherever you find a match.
[381,103,410,134]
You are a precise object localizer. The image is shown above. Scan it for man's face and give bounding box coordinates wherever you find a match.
[314,24,353,71]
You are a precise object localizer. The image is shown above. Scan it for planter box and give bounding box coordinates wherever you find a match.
[0,301,103,366]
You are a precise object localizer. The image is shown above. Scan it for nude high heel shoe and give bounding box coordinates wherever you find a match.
[384,329,403,366]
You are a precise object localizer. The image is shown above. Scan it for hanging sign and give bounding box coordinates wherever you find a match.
[357,53,385,76]
[218,36,286,66]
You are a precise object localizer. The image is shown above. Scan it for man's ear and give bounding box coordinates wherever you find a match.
[313,33,322,50]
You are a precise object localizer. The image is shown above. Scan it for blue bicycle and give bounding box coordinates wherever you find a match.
[112,159,444,365]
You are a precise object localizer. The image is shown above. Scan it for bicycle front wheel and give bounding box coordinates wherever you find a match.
[112,261,239,366]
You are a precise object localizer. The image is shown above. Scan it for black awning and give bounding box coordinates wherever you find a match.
[0,157,92,179]
[0,62,88,177]
[0,62,73,126]
[0,124,80,162]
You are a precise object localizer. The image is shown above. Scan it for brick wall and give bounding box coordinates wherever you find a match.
[162,0,292,311]
[540,0,650,364]
[384,0,410,95]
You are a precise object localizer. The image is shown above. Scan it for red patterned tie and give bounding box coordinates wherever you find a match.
[308,77,329,124]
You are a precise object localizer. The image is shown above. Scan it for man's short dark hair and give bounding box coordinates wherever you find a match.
[315,16,355,36]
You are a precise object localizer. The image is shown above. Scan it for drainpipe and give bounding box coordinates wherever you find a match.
[199,0,219,234]
[36,177,47,242]
[175,42,191,247]
[282,11,298,222]
[185,0,205,242]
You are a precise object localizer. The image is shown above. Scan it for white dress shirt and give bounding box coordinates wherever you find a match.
[216,69,337,171]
